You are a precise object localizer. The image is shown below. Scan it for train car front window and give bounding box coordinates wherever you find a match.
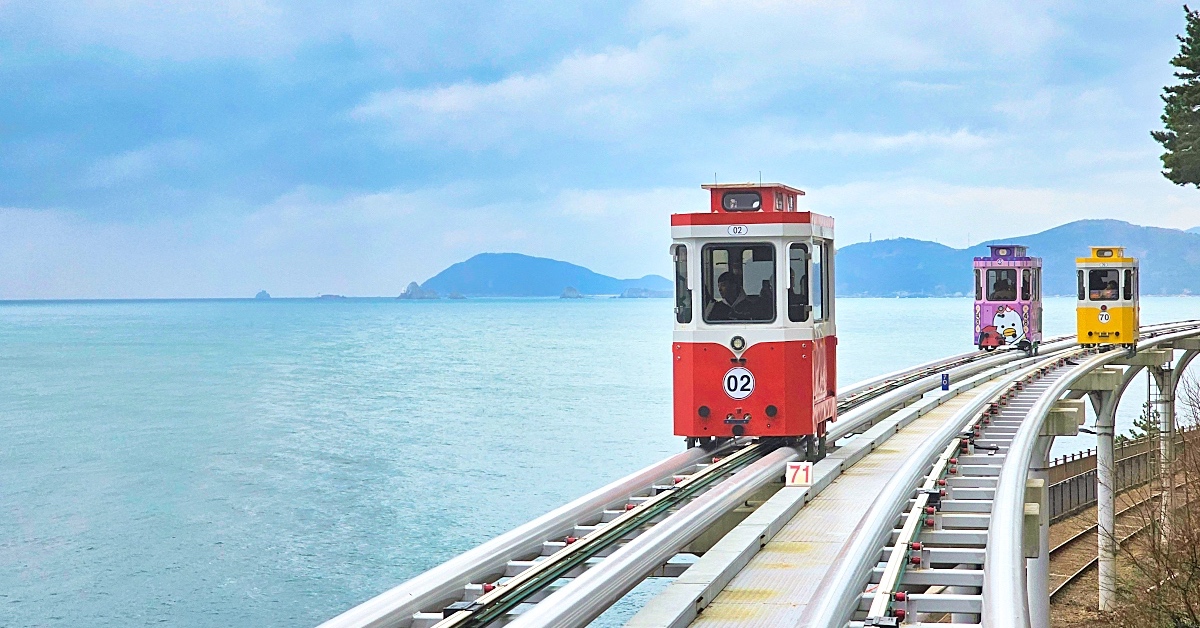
[788,244,810,322]
[1021,269,1032,300]
[975,269,983,300]
[701,243,776,323]
[986,268,1017,302]
[722,191,762,212]
[1077,270,1085,300]
[1123,269,1134,301]
[1089,269,1120,301]
[673,245,692,324]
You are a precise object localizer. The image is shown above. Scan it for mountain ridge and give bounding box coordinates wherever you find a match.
[418,221,1199,298]
[838,220,1200,297]
[421,252,671,297]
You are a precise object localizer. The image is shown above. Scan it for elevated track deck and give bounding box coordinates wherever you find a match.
[321,322,1200,628]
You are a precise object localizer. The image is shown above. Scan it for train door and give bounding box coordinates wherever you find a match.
[1022,266,1043,342]
[788,239,835,409]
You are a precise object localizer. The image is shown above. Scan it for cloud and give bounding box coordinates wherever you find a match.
[82,140,206,189]
[2,0,1198,298]
[352,43,670,149]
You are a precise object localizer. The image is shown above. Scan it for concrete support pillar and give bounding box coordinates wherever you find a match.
[1026,435,1053,628]
[1090,390,1118,611]
[1151,366,1177,542]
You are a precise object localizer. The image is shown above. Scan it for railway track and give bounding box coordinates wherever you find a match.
[796,321,1200,627]
[324,321,1200,628]
[423,346,1051,628]
[1048,481,1189,598]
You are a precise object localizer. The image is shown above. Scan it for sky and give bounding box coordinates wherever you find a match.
[2,1,1199,298]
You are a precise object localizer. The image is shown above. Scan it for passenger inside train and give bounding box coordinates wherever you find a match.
[988,269,1017,301]
[705,272,752,321]
[1088,269,1120,300]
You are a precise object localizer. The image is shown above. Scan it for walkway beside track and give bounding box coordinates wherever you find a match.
[710,391,986,626]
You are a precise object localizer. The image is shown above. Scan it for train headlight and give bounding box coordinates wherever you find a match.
[731,336,746,352]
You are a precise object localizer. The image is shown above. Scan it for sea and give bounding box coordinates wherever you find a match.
[1,296,1197,627]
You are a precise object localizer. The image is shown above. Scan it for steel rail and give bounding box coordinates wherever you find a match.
[981,323,1200,628]
[1048,481,1191,599]
[828,337,1077,442]
[430,442,777,628]
[323,320,1198,628]
[796,354,1063,628]
[324,336,1054,628]
[505,446,804,627]
[316,441,740,628]
[802,322,1200,628]
[437,344,1062,628]
[836,333,1076,403]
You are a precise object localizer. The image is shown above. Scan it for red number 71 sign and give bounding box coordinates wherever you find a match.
[786,461,813,487]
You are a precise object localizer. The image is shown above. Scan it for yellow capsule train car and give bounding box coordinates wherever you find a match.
[1076,246,1139,348]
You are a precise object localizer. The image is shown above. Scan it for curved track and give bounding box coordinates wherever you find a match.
[322,322,1200,628]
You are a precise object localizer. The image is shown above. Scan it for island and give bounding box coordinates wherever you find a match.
[398,282,439,300]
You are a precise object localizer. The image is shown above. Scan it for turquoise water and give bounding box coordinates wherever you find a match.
[1,296,1196,626]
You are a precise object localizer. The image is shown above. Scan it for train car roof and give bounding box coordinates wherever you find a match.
[701,182,806,195]
[1077,246,1136,263]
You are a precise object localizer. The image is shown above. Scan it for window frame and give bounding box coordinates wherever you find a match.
[986,268,1018,302]
[787,243,811,323]
[721,191,762,212]
[812,241,827,322]
[1088,269,1120,301]
[673,244,692,324]
[1021,268,1032,301]
[700,242,778,325]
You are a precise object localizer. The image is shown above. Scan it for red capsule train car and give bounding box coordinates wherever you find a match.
[671,183,837,453]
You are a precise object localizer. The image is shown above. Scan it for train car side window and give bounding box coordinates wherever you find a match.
[1021,269,1032,300]
[986,268,1017,302]
[1088,269,1120,301]
[788,244,810,322]
[701,243,776,323]
[974,269,983,300]
[1123,269,1134,301]
[673,245,692,324]
[812,243,826,321]
[1077,270,1085,300]
[1034,268,1042,300]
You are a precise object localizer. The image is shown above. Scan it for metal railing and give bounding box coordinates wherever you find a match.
[1047,427,1196,522]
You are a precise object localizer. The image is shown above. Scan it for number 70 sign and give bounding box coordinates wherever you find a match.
[786,461,813,487]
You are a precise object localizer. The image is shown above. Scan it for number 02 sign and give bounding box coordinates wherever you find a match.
[786,461,813,487]
[723,367,755,400]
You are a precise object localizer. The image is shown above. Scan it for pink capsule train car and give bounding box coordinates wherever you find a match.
[973,244,1043,355]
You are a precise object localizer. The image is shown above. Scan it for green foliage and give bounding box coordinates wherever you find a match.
[1128,399,1162,441]
[1153,6,1200,186]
